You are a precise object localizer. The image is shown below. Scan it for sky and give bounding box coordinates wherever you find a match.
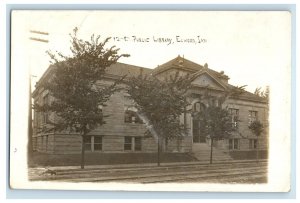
[12,11,291,93]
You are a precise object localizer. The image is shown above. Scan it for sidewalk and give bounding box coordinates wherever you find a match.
[33,159,268,171]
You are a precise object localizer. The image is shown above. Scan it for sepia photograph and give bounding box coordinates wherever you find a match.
[9,10,291,192]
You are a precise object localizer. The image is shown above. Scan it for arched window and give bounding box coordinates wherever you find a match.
[193,102,205,112]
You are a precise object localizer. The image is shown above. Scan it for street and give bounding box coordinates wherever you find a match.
[29,161,268,184]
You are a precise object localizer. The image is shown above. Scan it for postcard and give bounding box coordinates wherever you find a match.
[10,10,291,192]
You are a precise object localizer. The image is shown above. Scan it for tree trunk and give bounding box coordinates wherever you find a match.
[256,136,259,164]
[81,134,85,169]
[210,138,213,164]
[157,137,161,167]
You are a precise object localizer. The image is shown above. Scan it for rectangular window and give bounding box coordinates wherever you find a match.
[43,94,50,124]
[41,136,44,151]
[211,98,219,107]
[229,139,239,150]
[124,111,131,123]
[253,139,258,149]
[124,136,132,150]
[33,137,37,151]
[124,110,143,124]
[211,99,216,107]
[124,136,142,151]
[229,108,239,129]
[134,137,142,151]
[229,139,233,150]
[84,136,103,151]
[94,136,102,151]
[249,110,258,124]
[45,135,48,152]
[43,113,49,124]
[249,139,258,149]
[84,136,102,152]
[34,110,38,129]
[233,139,239,149]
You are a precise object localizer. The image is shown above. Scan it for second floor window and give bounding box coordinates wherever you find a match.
[43,94,50,124]
[229,108,239,129]
[124,107,143,124]
[249,110,258,124]
[193,102,205,112]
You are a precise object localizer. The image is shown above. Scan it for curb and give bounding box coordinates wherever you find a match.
[32,159,268,171]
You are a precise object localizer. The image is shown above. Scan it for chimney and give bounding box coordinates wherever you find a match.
[204,63,208,69]
[139,68,144,76]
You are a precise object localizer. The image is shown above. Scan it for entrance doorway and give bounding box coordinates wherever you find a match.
[192,101,206,143]
[193,119,206,143]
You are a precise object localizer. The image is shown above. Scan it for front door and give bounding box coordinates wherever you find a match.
[193,119,206,143]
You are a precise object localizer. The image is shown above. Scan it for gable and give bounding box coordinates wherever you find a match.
[191,73,226,90]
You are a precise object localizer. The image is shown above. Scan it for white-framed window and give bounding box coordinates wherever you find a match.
[124,136,132,150]
[84,136,103,152]
[229,138,239,150]
[229,108,239,129]
[124,136,142,151]
[249,110,258,124]
[249,139,258,149]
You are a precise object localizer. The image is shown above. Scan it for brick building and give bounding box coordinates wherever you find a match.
[32,56,268,157]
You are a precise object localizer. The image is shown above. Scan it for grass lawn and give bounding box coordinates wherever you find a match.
[29,152,197,167]
[229,150,268,160]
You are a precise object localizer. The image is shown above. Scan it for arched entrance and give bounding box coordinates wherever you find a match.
[192,102,206,143]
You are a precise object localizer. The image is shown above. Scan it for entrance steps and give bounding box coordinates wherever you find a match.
[191,143,233,162]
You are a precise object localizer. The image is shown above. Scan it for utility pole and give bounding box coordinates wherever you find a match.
[28,30,48,163]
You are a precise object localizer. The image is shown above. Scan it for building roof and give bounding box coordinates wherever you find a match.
[152,55,266,103]
[228,84,267,102]
[152,55,230,79]
[33,62,151,96]
[106,62,151,77]
[33,56,267,103]
[151,55,204,74]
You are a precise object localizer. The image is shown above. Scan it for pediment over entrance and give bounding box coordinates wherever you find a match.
[191,72,226,91]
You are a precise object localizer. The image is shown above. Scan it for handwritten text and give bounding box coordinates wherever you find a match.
[113,35,207,46]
